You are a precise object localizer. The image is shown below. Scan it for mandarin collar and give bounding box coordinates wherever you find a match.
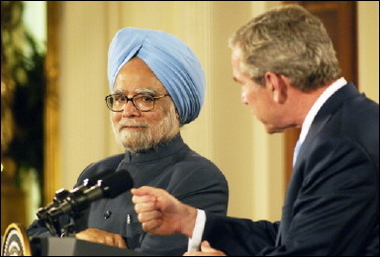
[122,133,184,163]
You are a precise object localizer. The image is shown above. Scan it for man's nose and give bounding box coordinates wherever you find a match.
[122,100,140,117]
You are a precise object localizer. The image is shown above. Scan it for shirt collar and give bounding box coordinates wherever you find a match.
[122,133,185,163]
[299,77,347,143]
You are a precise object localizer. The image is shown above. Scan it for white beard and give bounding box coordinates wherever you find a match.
[113,104,180,153]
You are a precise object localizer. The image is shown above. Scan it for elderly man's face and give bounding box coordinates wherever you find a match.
[111,57,180,152]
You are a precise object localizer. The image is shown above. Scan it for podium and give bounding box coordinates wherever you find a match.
[29,237,152,256]
[2,223,154,256]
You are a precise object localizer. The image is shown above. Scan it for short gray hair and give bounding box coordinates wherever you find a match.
[229,4,341,91]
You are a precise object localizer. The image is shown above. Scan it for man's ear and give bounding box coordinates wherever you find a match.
[264,72,287,104]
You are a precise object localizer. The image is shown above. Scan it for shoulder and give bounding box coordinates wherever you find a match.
[164,148,229,212]
[299,137,378,189]
[164,147,228,193]
[319,94,378,166]
[173,147,225,177]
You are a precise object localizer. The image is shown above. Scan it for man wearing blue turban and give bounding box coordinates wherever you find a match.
[108,27,205,125]
[26,28,228,256]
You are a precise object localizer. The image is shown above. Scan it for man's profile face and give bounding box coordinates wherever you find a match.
[231,47,285,134]
[111,57,179,152]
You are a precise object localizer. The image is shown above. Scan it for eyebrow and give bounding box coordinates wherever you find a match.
[112,88,158,95]
[136,88,157,95]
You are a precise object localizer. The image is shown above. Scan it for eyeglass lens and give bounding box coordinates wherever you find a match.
[106,94,156,112]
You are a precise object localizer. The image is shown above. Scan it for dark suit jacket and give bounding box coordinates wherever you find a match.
[202,83,379,256]
[27,134,229,256]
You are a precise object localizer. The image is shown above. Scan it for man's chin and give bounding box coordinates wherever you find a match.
[265,126,284,134]
[118,134,154,152]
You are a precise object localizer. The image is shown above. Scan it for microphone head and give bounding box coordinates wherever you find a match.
[98,169,134,198]
[83,169,114,187]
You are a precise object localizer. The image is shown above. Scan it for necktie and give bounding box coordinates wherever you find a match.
[293,140,302,167]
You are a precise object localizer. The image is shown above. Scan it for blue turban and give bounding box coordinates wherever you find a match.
[108,27,205,125]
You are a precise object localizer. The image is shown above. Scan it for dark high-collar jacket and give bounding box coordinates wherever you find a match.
[27,134,229,256]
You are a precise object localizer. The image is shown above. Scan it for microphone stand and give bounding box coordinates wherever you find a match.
[36,188,88,237]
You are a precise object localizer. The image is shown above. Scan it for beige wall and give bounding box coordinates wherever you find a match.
[57,1,379,222]
[358,1,379,103]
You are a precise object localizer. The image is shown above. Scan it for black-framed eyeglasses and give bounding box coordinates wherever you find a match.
[105,93,169,112]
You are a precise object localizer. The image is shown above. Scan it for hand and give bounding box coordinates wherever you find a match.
[131,186,197,237]
[184,241,226,256]
[75,228,127,248]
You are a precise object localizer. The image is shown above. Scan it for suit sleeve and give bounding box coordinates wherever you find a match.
[204,214,279,255]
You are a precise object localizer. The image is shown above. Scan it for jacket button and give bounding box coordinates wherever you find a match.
[104,210,112,219]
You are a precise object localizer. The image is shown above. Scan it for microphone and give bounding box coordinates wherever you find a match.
[81,168,115,189]
[46,169,134,218]
[61,168,115,201]
[37,169,114,214]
